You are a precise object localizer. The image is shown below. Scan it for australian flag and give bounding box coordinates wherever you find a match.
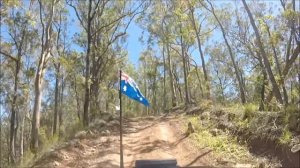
[121,72,149,106]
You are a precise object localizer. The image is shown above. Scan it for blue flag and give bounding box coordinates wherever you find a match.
[120,72,149,106]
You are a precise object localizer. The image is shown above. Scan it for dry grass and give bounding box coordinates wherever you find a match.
[185,116,253,163]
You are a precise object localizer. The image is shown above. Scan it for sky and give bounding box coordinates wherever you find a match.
[1,0,299,116]
[125,22,145,67]
[3,0,293,70]
[66,5,148,67]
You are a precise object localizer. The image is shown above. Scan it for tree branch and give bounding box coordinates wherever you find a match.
[0,51,18,62]
[67,0,88,32]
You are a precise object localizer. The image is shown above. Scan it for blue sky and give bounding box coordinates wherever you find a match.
[125,22,145,67]
[66,5,148,67]
[2,0,290,70]
[1,0,298,116]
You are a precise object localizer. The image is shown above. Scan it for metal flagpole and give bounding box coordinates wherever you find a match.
[119,70,124,168]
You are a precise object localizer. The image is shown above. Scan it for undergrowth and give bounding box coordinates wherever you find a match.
[186,116,251,162]
[279,126,292,144]
[243,103,257,120]
[19,119,84,168]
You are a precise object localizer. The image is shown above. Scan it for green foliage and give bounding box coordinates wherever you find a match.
[238,119,250,129]
[279,126,292,144]
[39,126,60,151]
[282,104,299,126]
[198,99,213,111]
[188,116,201,131]
[282,9,297,20]
[187,116,251,161]
[285,104,299,115]
[65,119,84,139]
[19,150,35,168]
[243,103,257,120]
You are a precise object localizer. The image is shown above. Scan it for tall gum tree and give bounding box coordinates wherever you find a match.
[67,0,102,126]
[31,0,58,153]
[202,0,246,104]
[0,2,32,163]
[187,0,212,98]
[242,0,284,104]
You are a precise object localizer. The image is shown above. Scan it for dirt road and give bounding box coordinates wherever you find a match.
[123,116,213,167]
[32,116,217,168]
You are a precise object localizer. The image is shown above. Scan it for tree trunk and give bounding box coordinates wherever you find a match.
[20,90,29,164]
[59,76,64,134]
[166,43,176,107]
[90,78,99,119]
[189,6,210,98]
[83,0,93,127]
[31,0,55,153]
[31,52,49,153]
[195,66,204,98]
[53,67,59,135]
[180,33,190,106]
[185,52,193,102]
[20,109,25,164]
[204,1,246,104]
[31,63,44,153]
[266,25,289,104]
[259,66,267,111]
[144,68,148,115]
[265,44,300,106]
[14,106,19,160]
[162,45,166,111]
[0,112,2,167]
[173,70,183,102]
[74,75,81,120]
[9,58,20,164]
[242,0,283,104]
[7,132,10,164]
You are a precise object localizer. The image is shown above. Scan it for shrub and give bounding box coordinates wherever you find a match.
[243,103,257,120]
[198,99,213,110]
[19,150,35,168]
[285,104,299,116]
[188,116,201,131]
[284,104,300,131]
[65,119,84,139]
[279,126,292,144]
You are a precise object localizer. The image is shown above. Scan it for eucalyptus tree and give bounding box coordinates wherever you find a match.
[201,0,246,104]
[264,0,300,105]
[242,0,300,106]
[206,42,236,103]
[139,50,160,113]
[67,0,101,126]
[52,4,69,136]
[89,1,146,118]
[0,1,36,162]
[187,0,214,98]
[226,4,268,109]
[174,0,193,106]
[242,0,283,105]
[138,0,178,107]
[31,0,59,153]
[68,0,147,125]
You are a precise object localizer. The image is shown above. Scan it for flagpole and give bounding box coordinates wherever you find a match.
[119,70,124,168]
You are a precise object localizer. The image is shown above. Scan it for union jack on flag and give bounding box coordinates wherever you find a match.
[120,72,149,106]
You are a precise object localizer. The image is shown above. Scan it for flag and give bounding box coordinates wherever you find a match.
[120,72,149,106]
